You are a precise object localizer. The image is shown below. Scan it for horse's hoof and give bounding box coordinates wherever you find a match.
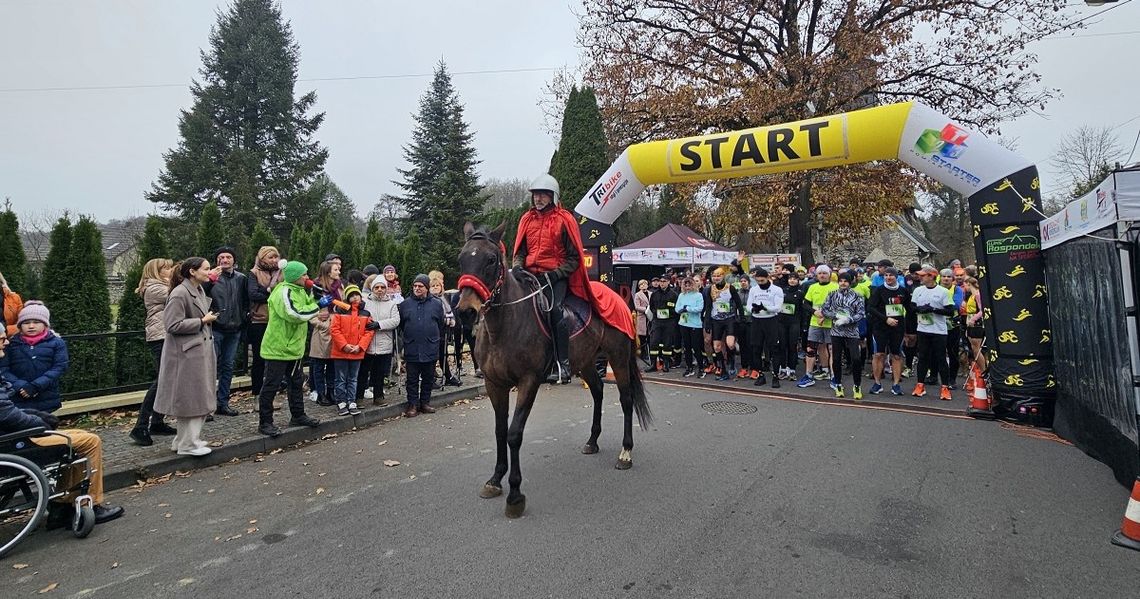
[615,458,632,470]
[479,484,502,498]
[581,444,599,455]
[505,496,526,519]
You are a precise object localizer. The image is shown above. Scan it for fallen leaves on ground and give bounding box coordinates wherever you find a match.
[320,433,338,440]
[315,487,325,495]
[12,563,29,569]
[38,582,58,593]
[377,440,387,446]
[383,460,400,467]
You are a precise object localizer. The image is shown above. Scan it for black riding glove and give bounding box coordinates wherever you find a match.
[751,303,763,313]
[26,409,60,429]
[365,320,381,331]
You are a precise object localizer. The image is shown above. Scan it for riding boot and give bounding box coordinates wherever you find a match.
[554,319,572,384]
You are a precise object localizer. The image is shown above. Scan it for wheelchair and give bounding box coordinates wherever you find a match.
[0,427,96,559]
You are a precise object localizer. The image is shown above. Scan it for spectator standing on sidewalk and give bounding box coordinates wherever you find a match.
[246,246,283,396]
[203,246,248,417]
[129,258,178,446]
[315,260,344,302]
[820,271,867,400]
[1,271,23,337]
[330,285,373,417]
[429,273,460,388]
[154,258,218,457]
[909,267,956,400]
[362,275,400,405]
[398,274,444,418]
[307,305,335,406]
[645,275,679,373]
[674,276,706,378]
[634,279,651,363]
[256,260,323,437]
[382,265,403,303]
[0,301,69,414]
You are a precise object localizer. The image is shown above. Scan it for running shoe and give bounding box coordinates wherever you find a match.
[337,402,350,416]
[812,369,829,380]
[833,384,845,398]
[750,369,760,380]
[901,367,912,379]
[796,374,816,388]
[716,371,732,381]
[852,387,863,401]
[891,384,903,396]
[912,383,926,397]
[738,369,750,380]
[939,385,952,401]
[868,383,883,395]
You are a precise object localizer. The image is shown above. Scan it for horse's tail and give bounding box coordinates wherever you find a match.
[627,343,653,430]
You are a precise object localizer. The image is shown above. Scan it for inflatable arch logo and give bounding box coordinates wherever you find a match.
[573,101,1053,404]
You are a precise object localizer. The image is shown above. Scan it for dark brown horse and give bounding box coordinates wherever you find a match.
[456,222,652,518]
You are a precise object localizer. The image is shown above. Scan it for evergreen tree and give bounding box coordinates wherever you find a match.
[288,222,310,264]
[363,218,388,268]
[401,232,424,280]
[550,86,609,209]
[247,220,278,266]
[196,200,225,259]
[315,215,337,269]
[333,231,361,272]
[394,60,484,271]
[60,217,114,393]
[0,201,27,293]
[41,216,72,312]
[146,0,328,242]
[115,216,171,385]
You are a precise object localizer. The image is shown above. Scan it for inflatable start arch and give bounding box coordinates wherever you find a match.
[573,101,1054,412]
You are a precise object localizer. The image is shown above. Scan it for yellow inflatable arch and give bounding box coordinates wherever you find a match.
[574,101,1053,411]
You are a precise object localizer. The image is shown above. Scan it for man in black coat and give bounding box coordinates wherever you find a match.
[204,246,250,416]
[397,274,445,418]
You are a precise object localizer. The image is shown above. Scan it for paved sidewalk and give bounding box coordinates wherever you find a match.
[82,379,486,492]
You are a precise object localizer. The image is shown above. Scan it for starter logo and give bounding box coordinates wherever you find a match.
[588,171,629,209]
[912,123,981,187]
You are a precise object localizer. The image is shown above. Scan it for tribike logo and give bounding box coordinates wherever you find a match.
[588,170,630,209]
[913,123,981,187]
[985,233,1039,255]
[992,285,1013,300]
[997,330,1019,343]
[1004,374,1025,387]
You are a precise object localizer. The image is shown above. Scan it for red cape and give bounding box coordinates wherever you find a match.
[514,206,636,340]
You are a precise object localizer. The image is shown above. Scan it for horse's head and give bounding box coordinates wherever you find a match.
[457,221,507,314]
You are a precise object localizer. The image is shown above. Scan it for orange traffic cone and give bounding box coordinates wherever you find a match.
[967,368,995,420]
[1112,477,1140,551]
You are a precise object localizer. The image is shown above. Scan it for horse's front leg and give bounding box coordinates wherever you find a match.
[505,380,540,518]
[479,381,510,499]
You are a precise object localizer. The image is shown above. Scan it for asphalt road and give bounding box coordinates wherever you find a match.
[4,381,1138,598]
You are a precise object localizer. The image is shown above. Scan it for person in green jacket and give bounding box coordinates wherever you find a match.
[256,260,324,438]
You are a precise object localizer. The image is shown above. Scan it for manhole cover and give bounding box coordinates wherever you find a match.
[701,401,757,415]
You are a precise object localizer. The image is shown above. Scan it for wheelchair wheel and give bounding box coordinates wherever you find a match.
[72,503,95,539]
[0,454,51,559]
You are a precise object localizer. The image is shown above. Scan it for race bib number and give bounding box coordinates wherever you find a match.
[837,309,850,321]
[781,303,796,315]
[918,313,935,326]
[885,304,905,318]
[656,309,671,319]
[715,301,730,314]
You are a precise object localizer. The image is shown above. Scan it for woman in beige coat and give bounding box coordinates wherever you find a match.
[129,258,177,447]
[155,258,219,456]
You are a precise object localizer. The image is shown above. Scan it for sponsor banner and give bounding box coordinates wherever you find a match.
[612,247,737,265]
[572,149,644,225]
[978,224,1050,357]
[1040,178,1118,250]
[899,103,1032,196]
[748,253,802,271]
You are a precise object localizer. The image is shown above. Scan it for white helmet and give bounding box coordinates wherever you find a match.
[528,173,561,206]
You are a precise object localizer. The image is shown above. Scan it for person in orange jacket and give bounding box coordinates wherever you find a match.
[330,285,374,416]
[1,271,23,337]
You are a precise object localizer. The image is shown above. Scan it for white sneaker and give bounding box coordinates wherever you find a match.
[308,391,318,403]
[363,389,374,400]
[177,446,212,457]
[348,402,361,415]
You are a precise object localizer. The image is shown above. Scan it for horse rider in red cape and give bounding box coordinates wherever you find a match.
[512,173,635,384]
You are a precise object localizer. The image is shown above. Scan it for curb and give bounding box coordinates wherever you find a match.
[103,384,486,492]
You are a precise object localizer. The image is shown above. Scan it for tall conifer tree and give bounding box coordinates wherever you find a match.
[550,86,609,208]
[60,217,114,393]
[394,61,485,271]
[0,202,27,293]
[115,216,171,385]
[147,0,328,241]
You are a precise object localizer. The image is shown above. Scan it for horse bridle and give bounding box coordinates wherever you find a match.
[457,234,546,315]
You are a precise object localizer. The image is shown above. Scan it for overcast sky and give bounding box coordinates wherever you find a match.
[2,0,1138,223]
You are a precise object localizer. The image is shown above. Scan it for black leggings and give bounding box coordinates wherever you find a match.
[247,322,268,395]
[916,332,950,385]
[680,326,705,368]
[945,326,961,383]
[359,353,393,400]
[831,336,864,385]
[750,317,781,374]
[778,317,799,370]
[135,340,166,429]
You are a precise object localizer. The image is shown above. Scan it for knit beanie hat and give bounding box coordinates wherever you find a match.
[213,245,237,264]
[383,264,397,274]
[17,301,51,327]
[363,264,380,276]
[414,273,431,288]
[281,260,308,283]
[343,285,362,301]
[366,274,387,290]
